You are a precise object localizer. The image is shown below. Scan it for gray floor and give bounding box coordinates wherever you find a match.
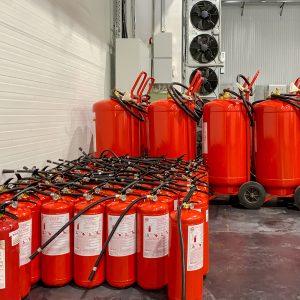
[28,199,300,300]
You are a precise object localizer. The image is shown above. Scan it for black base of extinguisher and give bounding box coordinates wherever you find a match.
[238,181,266,209]
[294,186,300,210]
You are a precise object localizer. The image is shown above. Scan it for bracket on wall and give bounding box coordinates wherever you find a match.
[280,2,286,16]
[241,2,246,16]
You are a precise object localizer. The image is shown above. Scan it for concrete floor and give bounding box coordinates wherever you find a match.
[28,199,300,300]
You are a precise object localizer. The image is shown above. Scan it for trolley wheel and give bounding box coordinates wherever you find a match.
[238,181,266,209]
[294,186,300,210]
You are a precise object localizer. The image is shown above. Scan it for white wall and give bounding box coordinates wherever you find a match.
[0,0,112,179]
[221,4,300,87]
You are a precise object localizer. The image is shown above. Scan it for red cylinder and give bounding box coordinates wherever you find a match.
[202,98,250,194]
[168,206,204,300]
[254,99,300,196]
[190,192,209,276]
[106,200,136,288]
[137,200,169,289]
[0,215,20,300]
[41,200,73,286]
[6,205,32,299]
[18,198,41,285]
[93,99,141,157]
[73,200,105,288]
[148,99,196,161]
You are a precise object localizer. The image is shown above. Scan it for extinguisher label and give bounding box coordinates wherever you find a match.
[74,214,103,256]
[0,241,5,289]
[174,200,178,211]
[41,213,70,256]
[9,229,19,246]
[19,219,32,266]
[143,214,169,258]
[202,122,208,154]
[187,223,204,271]
[108,213,136,257]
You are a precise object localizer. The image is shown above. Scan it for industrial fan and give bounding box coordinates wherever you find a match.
[190,1,220,31]
[190,34,219,63]
[189,67,218,96]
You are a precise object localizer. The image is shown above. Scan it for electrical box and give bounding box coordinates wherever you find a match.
[116,38,150,92]
[153,32,173,83]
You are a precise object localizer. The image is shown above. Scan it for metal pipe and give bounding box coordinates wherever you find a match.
[223,0,300,4]
[161,0,166,32]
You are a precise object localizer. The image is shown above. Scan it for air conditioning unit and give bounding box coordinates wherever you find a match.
[185,66,220,99]
[185,0,221,67]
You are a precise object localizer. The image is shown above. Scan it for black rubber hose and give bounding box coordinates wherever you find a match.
[88,195,147,281]
[236,74,253,96]
[99,149,119,158]
[223,89,255,127]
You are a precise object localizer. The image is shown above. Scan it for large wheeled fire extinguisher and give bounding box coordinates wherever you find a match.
[0,205,20,300]
[137,196,169,289]
[6,203,32,299]
[148,71,203,161]
[40,198,73,286]
[253,93,300,207]
[168,195,204,300]
[203,72,266,208]
[93,72,147,157]
[73,199,105,288]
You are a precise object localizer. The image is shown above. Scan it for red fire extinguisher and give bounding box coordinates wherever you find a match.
[40,198,73,286]
[253,93,300,204]
[168,202,204,300]
[202,72,261,208]
[0,206,20,300]
[18,196,42,285]
[105,198,137,287]
[148,72,203,161]
[93,71,147,157]
[6,203,32,299]
[137,196,169,289]
[73,199,105,288]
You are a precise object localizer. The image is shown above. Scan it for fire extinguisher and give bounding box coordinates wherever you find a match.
[87,195,147,287]
[6,202,32,299]
[137,196,169,289]
[0,204,20,300]
[168,188,204,300]
[40,197,73,286]
[73,199,105,288]
[17,196,42,285]
[148,71,203,161]
[93,72,147,157]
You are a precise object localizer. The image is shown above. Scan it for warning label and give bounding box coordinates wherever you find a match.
[108,214,136,257]
[0,241,5,289]
[187,223,203,271]
[42,213,70,256]
[143,214,169,258]
[19,219,32,266]
[74,214,103,256]
[9,229,19,246]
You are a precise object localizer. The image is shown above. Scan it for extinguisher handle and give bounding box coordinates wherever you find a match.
[130,71,148,99]
[187,70,203,96]
[138,77,155,104]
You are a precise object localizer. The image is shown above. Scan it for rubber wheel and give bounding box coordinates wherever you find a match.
[238,181,266,209]
[294,186,300,210]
